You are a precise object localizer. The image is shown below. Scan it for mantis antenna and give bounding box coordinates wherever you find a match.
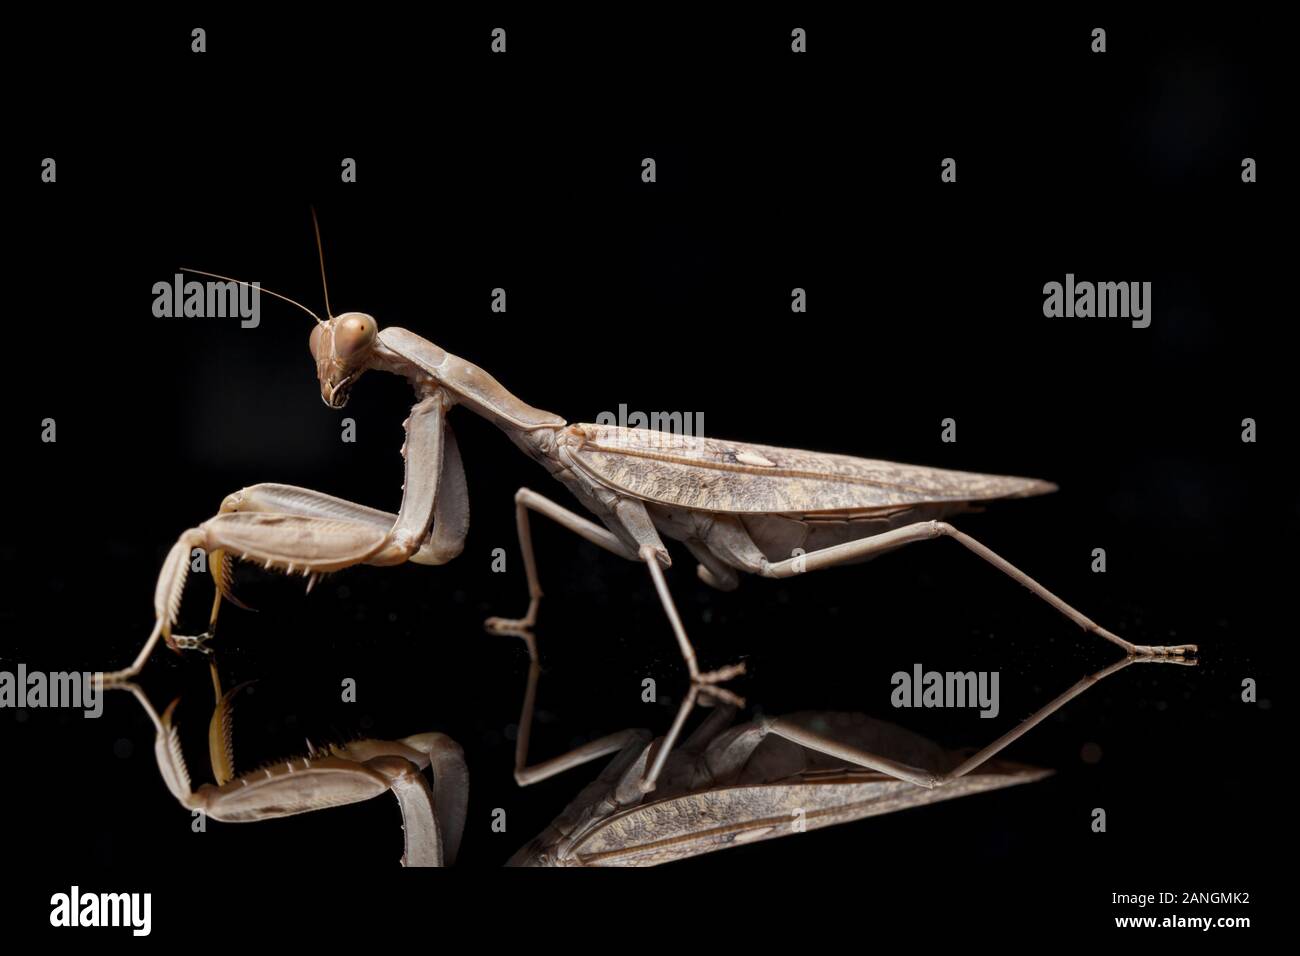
[180,210,335,326]
[311,206,334,321]
[177,268,326,325]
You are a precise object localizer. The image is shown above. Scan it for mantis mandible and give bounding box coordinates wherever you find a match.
[102,214,1196,687]
[113,661,467,867]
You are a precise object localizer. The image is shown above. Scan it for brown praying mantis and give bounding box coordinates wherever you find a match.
[112,660,467,867]
[102,214,1196,689]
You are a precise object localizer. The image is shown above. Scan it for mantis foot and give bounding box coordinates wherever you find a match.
[484,614,537,637]
[1130,643,1198,664]
[169,631,217,655]
[99,667,135,688]
[692,663,747,707]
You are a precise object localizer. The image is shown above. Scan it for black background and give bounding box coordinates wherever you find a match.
[3,8,1284,939]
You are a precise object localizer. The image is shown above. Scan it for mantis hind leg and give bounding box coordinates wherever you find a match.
[707,517,1196,660]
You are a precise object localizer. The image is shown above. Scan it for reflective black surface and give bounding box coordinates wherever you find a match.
[4,8,1281,934]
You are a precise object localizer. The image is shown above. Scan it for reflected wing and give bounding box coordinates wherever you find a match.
[574,762,1049,866]
[568,425,1057,515]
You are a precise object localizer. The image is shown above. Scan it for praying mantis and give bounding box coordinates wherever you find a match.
[101,213,1197,690]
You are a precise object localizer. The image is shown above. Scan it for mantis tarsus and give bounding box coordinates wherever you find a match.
[102,214,1197,690]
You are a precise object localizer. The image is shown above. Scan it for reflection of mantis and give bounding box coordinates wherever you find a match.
[113,645,1188,867]
[113,662,466,867]
[503,633,1190,866]
[102,215,1194,687]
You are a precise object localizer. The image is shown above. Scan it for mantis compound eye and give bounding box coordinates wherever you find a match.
[333,313,377,360]
[308,322,325,360]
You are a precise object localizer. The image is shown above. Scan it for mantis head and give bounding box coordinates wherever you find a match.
[309,312,378,408]
[182,213,379,410]
[301,211,378,409]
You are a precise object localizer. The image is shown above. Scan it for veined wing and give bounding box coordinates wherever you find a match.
[567,425,1057,515]
[572,761,1048,866]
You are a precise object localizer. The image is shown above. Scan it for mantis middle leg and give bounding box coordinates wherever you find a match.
[485,488,747,688]
[484,487,637,634]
